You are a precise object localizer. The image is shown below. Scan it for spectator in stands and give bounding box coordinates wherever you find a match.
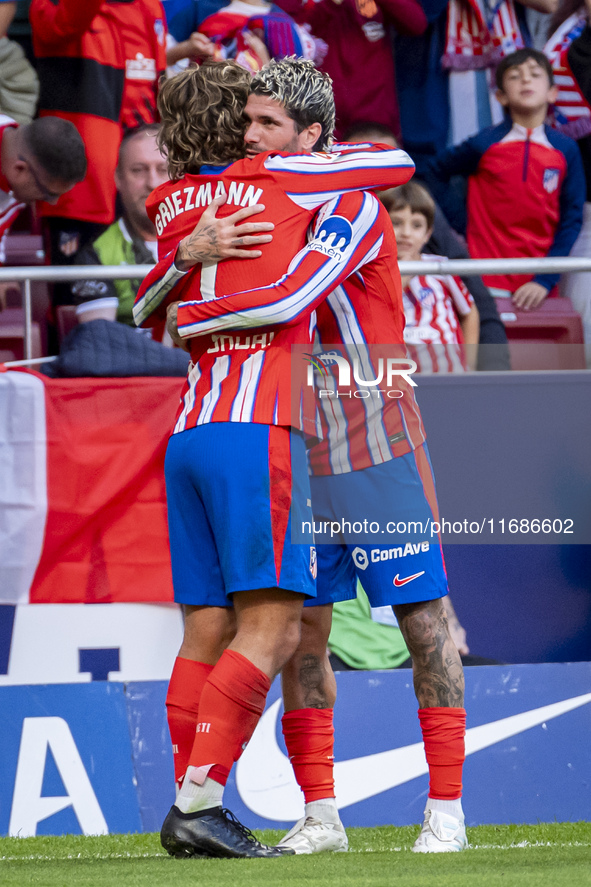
[197,0,326,73]
[345,121,510,369]
[380,182,480,373]
[71,125,169,329]
[29,0,167,314]
[0,115,86,310]
[545,0,591,365]
[163,0,215,72]
[394,0,557,191]
[163,0,323,73]
[166,30,215,75]
[0,3,37,127]
[276,0,427,139]
[427,48,584,310]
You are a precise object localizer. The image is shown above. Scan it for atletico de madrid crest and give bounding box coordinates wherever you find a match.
[309,546,317,579]
[543,168,560,194]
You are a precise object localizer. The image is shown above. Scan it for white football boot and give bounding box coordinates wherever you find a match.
[412,805,468,853]
[277,815,349,855]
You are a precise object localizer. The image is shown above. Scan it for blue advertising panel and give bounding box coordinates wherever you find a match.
[223,663,591,829]
[0,683,142,837]
[1,664,589,836]
[125,681,175,832]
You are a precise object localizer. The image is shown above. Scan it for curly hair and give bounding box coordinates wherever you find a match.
[157,60,251,180]
[251,58,335,150]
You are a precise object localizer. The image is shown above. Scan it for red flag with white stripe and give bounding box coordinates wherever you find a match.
[0,370,181,605]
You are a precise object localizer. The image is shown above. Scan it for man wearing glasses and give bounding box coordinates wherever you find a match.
[0,113,86,225]
[0,114,86,310]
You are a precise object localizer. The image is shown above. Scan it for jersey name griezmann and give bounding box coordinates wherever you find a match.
[155,181,264,235]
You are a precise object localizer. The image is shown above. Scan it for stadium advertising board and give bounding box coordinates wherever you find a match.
[0,664,589,837]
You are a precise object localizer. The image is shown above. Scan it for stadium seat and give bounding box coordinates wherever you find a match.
[2,234,50,355]
[2,234,45,266]
[495,297,586,370]
[0,307,42,361]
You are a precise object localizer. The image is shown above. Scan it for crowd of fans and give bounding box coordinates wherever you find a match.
[0,0,590,369]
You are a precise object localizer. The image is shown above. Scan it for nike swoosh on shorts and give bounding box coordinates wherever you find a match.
[393,571,425,586]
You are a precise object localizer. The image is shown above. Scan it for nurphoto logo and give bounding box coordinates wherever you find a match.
[304,349,417,399]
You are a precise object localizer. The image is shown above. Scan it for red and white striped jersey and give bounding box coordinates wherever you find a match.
[306,244,428,477]
[133,144,415,433]
[0,118,26,260]
[401,257,473,374]
[443,0,523,67]
[544,12,591,140]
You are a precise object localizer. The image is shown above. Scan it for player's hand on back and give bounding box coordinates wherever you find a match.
[166,301,191,352]
[175,195,274,271]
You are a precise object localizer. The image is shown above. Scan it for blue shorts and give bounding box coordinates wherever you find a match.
[165,423,317,605]
[308,444,448,608]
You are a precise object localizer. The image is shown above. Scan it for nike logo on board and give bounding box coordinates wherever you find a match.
[393,571,425,586]
[236,692,591,821]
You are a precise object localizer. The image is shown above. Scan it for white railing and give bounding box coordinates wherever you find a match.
[2,257,591,361]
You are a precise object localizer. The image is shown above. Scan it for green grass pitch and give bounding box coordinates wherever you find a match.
[1,822,590,887]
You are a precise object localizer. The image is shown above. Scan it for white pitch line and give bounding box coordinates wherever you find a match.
[0,851,164,862]
[1,840,590,861]
[352,841,591,853]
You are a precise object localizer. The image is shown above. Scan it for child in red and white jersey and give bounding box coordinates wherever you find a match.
[380,182,479,374]
[427,48,584,311]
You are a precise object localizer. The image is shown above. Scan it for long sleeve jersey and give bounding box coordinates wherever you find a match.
[134,144,415,436]
[428,118,585,293]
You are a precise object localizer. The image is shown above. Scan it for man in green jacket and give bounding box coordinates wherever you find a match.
[72,124,168,327]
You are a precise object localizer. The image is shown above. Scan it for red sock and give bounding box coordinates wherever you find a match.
[419,707,466,800]
[282,708,335,803]
[166,657,214,786]
[188,649,270,786]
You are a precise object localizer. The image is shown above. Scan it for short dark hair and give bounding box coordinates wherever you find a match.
[342,121,397,144]
[495,49,554,91]
[379,182,435,230]
[22,117,87,183]
[118,123,161,167]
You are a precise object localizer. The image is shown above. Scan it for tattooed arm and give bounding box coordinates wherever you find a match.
[134,195,274,327]
[175,194,274,270]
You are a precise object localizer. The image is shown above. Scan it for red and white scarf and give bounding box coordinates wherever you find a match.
[443,0,523,71]
[544,12,591,140]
